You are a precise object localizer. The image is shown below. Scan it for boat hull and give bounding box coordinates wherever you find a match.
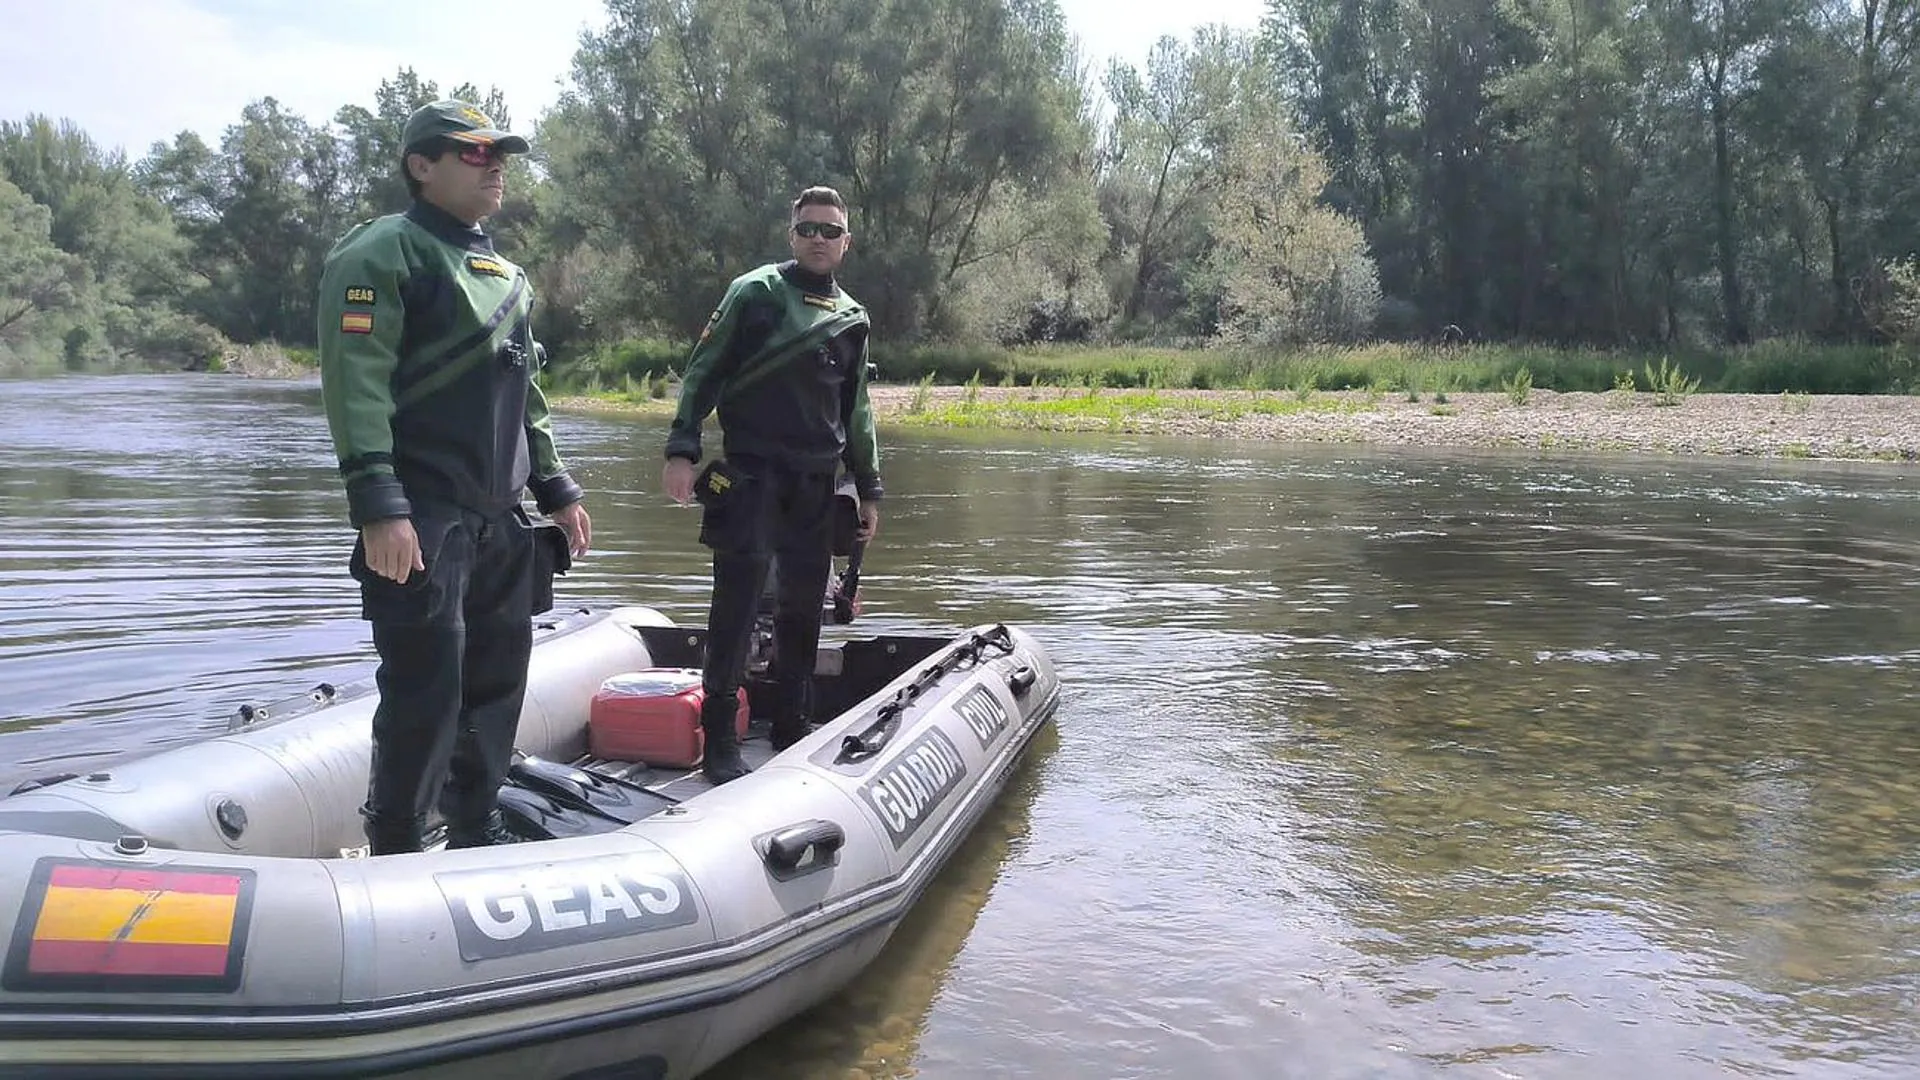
[0,606,1061,1078]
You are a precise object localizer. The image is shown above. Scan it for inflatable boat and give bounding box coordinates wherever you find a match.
[0,604,1060,1079]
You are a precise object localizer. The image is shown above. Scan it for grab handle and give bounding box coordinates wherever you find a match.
[1007,664,1037,695]
[762,819,846,874]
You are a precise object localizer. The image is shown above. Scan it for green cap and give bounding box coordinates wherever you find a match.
[400,100,530,158]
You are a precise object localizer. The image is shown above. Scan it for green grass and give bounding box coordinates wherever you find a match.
[21,331,1913,402]
[541,338,1920,397]
[894,388,1364,430]
[901,340,1919,396]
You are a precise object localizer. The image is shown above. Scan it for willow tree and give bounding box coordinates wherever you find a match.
[1207,108,1379,344]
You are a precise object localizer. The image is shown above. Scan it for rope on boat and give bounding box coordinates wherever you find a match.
[834,624,1015,764]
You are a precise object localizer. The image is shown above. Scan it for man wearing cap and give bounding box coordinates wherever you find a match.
[317,99,591,855]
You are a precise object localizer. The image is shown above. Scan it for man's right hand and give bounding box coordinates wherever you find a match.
[663,457,697,505]
[361,517,424,583]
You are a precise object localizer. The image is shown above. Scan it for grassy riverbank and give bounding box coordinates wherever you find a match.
[558,339,1920,397]
[554,379,1920,463]
[548,339,1920,463]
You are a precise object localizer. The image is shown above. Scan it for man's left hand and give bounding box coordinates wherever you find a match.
[857,501,879,543]
[552,501,592,556]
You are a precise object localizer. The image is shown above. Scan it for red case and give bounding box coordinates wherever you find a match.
[588,669,750,768]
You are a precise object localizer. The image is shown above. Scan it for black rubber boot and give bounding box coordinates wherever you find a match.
[700,694,751,785]
[362,808,427,856]
[769,678,812,752]
[769,721,809,752]
[445,809,520,849]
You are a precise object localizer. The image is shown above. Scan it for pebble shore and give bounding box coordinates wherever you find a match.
[859,385,1920,462]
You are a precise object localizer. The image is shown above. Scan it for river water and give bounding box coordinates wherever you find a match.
[2,374,1917,1078]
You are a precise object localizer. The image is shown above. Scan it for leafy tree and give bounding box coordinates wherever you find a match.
[0,176,87,367]
[1207,108,1379,343]
[0,117,217,371]
[1101,28,1268,331]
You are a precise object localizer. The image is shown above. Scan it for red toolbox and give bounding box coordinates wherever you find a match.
[588,669,750,768]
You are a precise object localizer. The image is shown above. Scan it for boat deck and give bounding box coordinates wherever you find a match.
[573,719,784,803]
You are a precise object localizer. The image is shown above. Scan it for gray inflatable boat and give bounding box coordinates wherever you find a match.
[0,605,1060,1078]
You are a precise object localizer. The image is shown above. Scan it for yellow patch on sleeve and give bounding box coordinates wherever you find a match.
[341,311,375,335]
[466,255,509,278]
[802,294,837,311]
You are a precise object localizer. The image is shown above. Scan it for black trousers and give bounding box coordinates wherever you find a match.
[352,503,535,847]
[697,457,836,728]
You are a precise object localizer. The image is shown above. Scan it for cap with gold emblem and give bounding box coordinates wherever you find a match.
[400,100,530,158]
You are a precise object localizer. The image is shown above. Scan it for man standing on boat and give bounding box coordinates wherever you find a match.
[317,100,591,855]
[662,185,883,784]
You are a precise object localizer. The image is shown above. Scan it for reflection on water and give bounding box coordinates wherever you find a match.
[2,375,1918,1077]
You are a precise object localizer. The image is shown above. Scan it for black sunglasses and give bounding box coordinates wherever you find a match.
[792,221,846,240]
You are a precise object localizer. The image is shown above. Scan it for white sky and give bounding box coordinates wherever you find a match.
[0,0,1268,158]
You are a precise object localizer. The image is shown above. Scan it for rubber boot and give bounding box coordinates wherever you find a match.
[446,808,520,849]
[769,678,813,752]
[700,693,751,785]
[363,808,426,856]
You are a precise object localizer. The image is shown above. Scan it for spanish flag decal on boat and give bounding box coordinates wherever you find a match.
[3,859,254,993]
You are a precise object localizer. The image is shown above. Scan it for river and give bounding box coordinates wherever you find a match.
[2,374,1917,1078]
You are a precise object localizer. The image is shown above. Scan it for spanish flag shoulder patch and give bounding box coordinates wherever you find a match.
[341,311,375,335]
[2,858,255,993]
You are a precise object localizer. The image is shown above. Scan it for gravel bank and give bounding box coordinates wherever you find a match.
[861,385,1920,462]
[552,385,1919,463]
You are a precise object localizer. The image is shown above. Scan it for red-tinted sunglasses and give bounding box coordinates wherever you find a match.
[451,142,505,167]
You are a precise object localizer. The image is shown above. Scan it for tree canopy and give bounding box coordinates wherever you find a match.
[8,0,1920,376]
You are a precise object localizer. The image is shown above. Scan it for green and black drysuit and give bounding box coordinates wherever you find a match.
[666,259,883,761]
[319,199,582,854]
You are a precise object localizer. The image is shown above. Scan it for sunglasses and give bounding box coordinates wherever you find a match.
[451,142,505,168]
[792,221,846,240]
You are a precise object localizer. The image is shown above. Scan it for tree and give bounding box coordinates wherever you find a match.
[0,176,86,365]
[1207,108,1380,343]
[1101,27,1267,330]
[0,117,217,370]
[539,0,1090,346]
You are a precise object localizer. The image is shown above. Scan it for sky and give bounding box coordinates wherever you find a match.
[0,0,1269,159]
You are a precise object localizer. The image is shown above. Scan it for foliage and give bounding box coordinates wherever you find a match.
[1504,365,1533,405]
[855,340,1917,395]
[14,0,1920,381]
[0,176,86,369]
[1643,356,1701,406]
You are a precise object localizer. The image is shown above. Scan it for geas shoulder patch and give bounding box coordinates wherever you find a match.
[344,287,376,306]
[466,255,509,279]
